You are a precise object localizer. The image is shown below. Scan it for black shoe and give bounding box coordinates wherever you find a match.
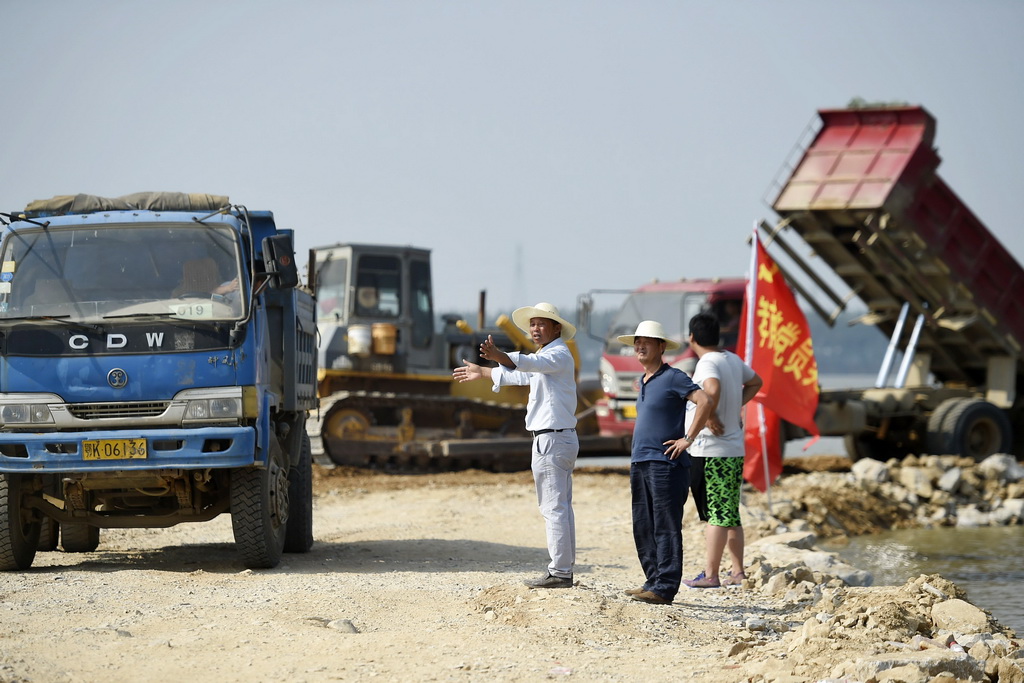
[631,590,672,605]
[523,572,573,588]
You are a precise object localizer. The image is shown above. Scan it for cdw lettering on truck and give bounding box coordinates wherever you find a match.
[0,193,317,570]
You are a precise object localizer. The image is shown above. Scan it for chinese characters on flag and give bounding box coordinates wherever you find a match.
[738,231,820,492]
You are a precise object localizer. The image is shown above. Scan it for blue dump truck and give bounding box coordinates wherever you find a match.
[0,192,317,570]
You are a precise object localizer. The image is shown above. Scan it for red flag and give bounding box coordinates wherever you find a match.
[742,403,783,493]
[738,229,820,492]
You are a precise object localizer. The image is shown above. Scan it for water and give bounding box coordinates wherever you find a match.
[833,525,1024,636]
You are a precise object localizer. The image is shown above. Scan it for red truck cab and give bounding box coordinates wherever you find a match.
[591,278,746,437]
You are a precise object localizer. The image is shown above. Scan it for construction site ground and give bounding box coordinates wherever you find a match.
[0,455,1018,682]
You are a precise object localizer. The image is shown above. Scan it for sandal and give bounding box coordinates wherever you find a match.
[682,571,720,588]
[722,571,746,587]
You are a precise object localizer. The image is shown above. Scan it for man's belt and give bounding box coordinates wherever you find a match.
[531,428,575,437]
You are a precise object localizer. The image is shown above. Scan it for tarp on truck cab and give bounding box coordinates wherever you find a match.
[23,192,229,216]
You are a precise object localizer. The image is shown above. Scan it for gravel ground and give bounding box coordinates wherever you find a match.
[0,459,1016,682]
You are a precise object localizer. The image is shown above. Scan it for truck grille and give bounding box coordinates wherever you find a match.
[68,402,170,420]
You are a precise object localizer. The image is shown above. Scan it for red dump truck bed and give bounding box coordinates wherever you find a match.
[771,106,1024,388]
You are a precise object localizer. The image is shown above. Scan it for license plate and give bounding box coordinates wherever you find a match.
[621,403,637,419]
[83,438,148,461]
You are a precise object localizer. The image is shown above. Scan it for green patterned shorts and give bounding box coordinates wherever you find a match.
[690,456,743,527]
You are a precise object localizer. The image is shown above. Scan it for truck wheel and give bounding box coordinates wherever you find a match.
[61,523,100,553]
[231,444,289,569]
[925,398,962,455]
[843,433,905,462]
[36,476,60,551]
[37,518,59,552]
[939,398,1012,462]
[0,473,40,570]
[35,479,60,552]
[284,432,314,554]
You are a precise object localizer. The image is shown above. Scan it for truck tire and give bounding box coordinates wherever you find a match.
[36,476,60,551]
[61,523,100,553]
[0,473,40,570]
[843,433,906,462]
[284,432,314,554]
[939,398,1012,462]
[925,398,967,455]
[231,444,289,569]
[37,518,59,552]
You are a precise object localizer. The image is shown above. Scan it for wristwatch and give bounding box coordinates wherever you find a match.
[681,435,695,444]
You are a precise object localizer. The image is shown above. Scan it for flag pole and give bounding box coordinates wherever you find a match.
[744,223,775,511]
[757,402,772,514]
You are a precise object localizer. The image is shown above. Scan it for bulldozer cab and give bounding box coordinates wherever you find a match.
[313,243,436,372]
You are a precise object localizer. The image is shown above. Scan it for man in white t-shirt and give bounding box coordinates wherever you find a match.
[683,312,762,588]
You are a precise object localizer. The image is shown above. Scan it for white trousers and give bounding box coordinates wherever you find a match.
[531,430,579,577]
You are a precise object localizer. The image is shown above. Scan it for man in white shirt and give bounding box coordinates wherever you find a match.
[453,302,579,588]
[683,312,762,589]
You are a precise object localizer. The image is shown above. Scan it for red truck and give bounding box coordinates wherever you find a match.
[577,278,746,438]
[765,104,1023,461]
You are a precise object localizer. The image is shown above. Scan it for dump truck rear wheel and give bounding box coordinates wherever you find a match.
[231,443,289,568]
[0,474,40,570]
[61,523,100,553]
[939,398,1012,462]
[843,433,905,462]
[284,432,314,554]
[926,398,962,455]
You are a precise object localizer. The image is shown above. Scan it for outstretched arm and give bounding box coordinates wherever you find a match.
[453,358,492,383]
[479,335,516,369]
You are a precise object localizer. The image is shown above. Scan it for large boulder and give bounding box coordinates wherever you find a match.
[831,649,985,682]
[931,598,991,633]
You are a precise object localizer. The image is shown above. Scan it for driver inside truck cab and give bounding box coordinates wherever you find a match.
[174,257,238,298]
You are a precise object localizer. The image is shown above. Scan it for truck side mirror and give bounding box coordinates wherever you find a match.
[262,234,299,289]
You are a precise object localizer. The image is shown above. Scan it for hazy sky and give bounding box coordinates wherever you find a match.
[2,1,1021,319]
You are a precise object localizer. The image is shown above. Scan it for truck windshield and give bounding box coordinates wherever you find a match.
[605,291,708,352]
[0,223,245,323]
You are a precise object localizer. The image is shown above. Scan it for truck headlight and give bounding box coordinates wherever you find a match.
[0,403,54,425]
[0,394,61,427]
[185,397,242,421]
[600,371,616,395]
[175,387,244,424]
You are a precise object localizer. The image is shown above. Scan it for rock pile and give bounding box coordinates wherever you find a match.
[721,455,1024,682]
[734,527,1022,682]
[743,453,1024,540]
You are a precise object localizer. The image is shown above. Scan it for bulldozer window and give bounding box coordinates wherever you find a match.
[355,255,400,318]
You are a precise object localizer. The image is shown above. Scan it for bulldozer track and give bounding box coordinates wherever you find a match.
[308,390,531,471]
[307,390,630,472]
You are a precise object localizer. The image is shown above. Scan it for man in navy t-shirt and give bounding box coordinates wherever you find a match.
[618,320,711,604]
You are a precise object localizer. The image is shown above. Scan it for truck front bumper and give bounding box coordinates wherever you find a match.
[0,426,258,473]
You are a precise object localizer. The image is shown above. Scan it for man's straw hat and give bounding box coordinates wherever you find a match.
[617,320,681,350]
[511,302,576,340]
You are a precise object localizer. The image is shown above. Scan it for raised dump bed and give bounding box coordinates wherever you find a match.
[767,105,1022,460]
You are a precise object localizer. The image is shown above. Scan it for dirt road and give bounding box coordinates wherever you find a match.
[0,462,1015,682]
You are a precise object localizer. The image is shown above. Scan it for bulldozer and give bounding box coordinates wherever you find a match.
[306,243,621,471]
